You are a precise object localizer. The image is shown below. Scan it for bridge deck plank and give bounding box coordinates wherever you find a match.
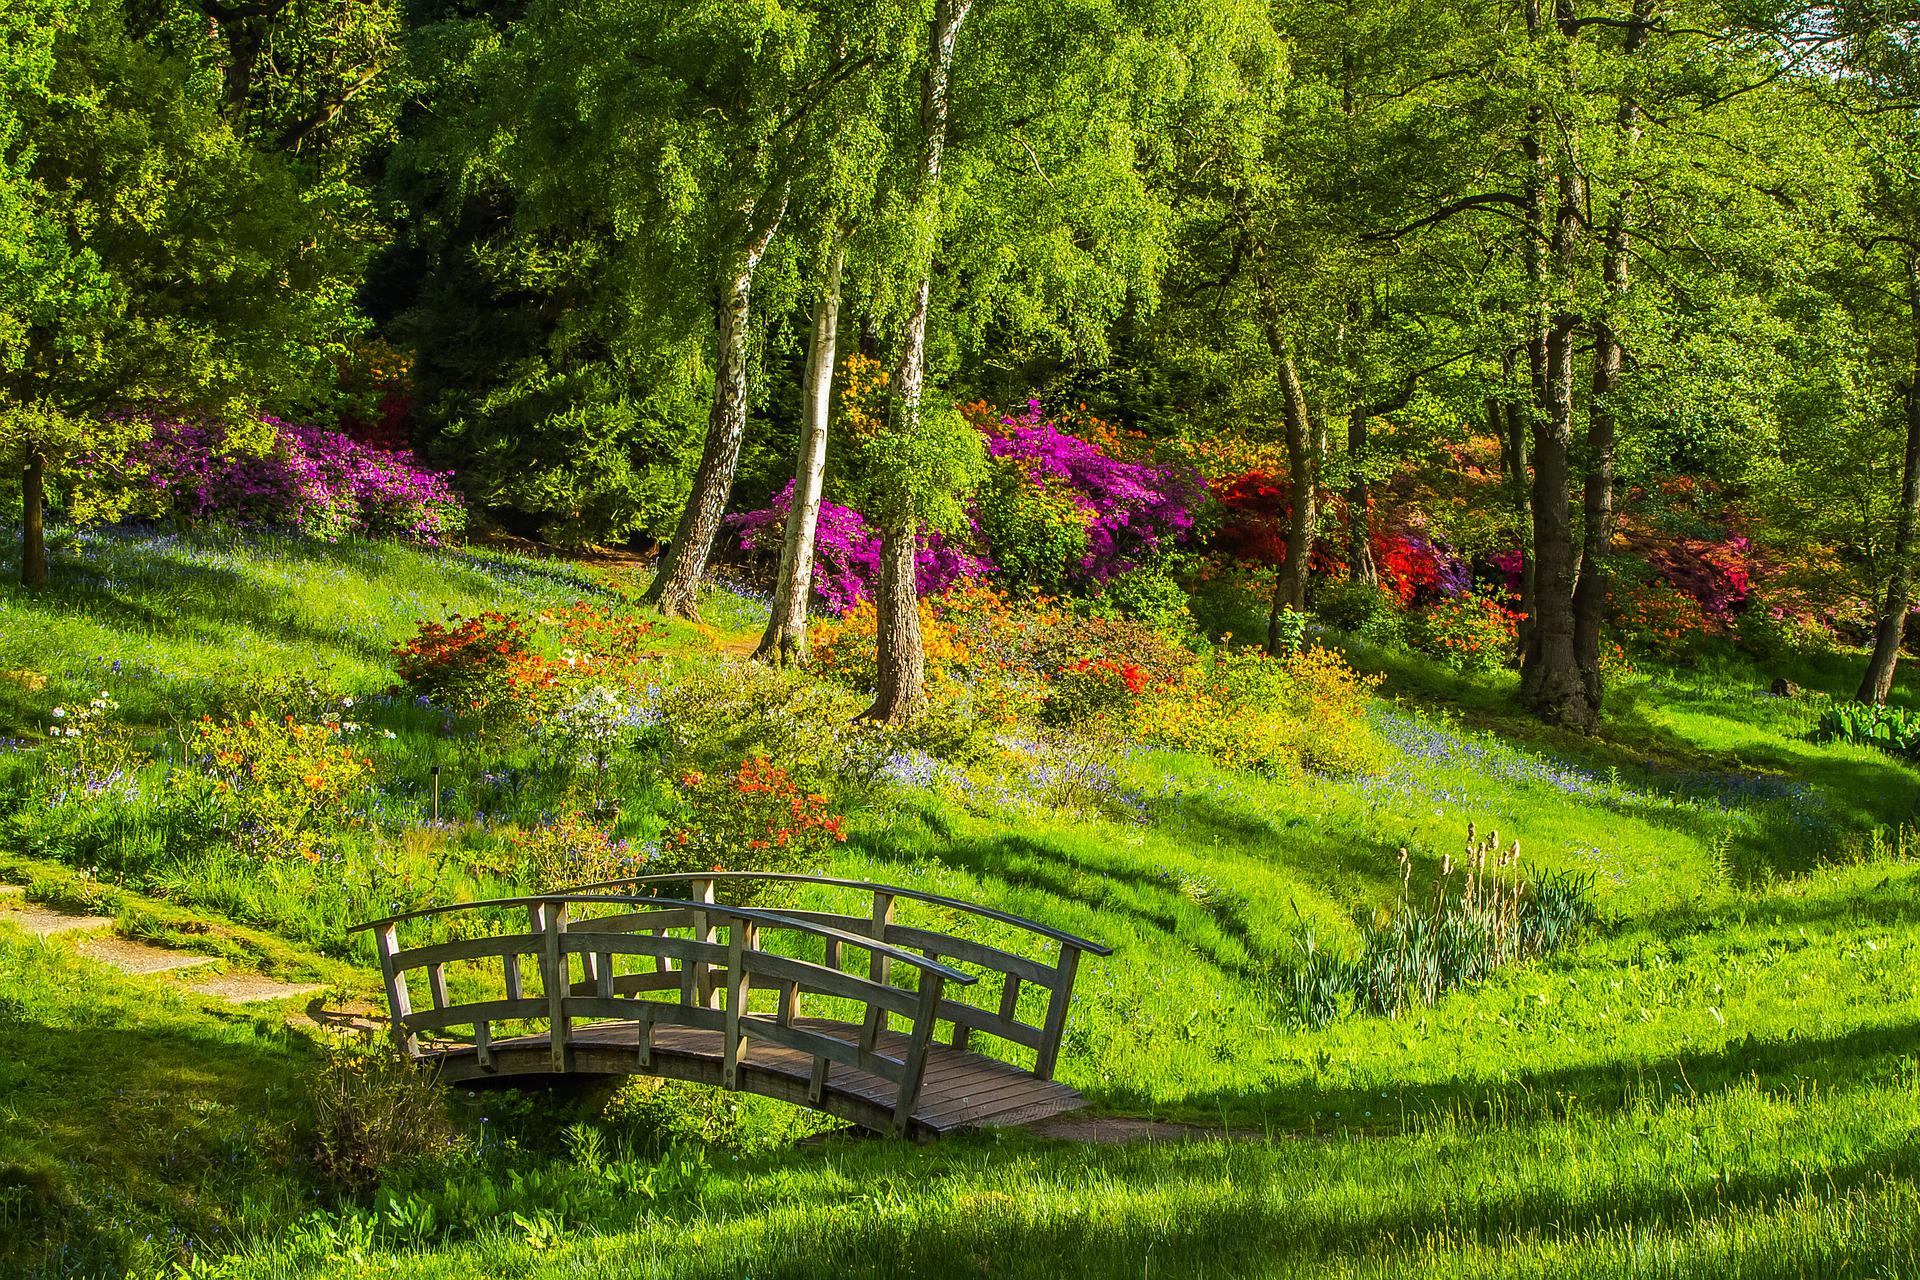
[423,1015,1084,1135]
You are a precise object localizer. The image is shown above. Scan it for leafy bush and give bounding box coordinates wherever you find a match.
[1044,656,1151,729]
[1611,576,1712,659]
[1413,588,1519,674]
[1814,702,1920,758]
[1313,579,1405,646]
[970,456,1095,592]
[511,813,650,889]
[1132,645,1380,775]
[310,1045,468,1193]
[1083,561,1195,632]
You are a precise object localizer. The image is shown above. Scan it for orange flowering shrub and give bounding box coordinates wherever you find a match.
[173,714,375,859]
[660,754,847,878]
[538,603,660,679]
[1610,578,1711,660]
[1413,589,1520,675]
[391,611,559,725]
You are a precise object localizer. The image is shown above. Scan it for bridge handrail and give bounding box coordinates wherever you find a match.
[350,893,979,985]
[557,872,1115,956]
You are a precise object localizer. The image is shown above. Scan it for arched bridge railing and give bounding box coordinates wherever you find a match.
[561,872,1113,1080]
[349,877,1110,1137]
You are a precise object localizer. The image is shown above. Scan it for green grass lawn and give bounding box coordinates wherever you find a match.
[2,526,1918,1278]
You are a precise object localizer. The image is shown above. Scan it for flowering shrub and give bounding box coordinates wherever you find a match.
[973,400,1199,584]
[1413,589,1520,675]
[1314,580,1405,646]
[1610,577,1712,659]
[172,714,374,859]
[1045,656,1152,729]
[970,457,1094,592]
[726,481,991,615]
[1133,645,1381,775]
[43,692,146,795]
[511,813,649,888]
[661,755,847,877]
[119,416,464,543]
[391,613,558,726]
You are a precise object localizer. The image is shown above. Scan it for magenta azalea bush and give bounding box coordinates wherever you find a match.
[125,416,465,544]
[727,481,991,614]
[980,401,1199,583]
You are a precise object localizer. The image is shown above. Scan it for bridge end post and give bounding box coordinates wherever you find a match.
[891,972,946,1137]
[1034,943,1083,1081]
[373,923,418,1060]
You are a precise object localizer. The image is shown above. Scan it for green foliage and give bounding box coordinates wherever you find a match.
[970,457,1092,592]
[1815,701,1920,758]
[1314,579,1406,647]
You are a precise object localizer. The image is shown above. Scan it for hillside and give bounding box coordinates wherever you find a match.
[1,528,1916,1279]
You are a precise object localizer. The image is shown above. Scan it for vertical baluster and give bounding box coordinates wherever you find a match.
[891,972,946,1137]
[691,877,717,1008]
[860,892,895,1052]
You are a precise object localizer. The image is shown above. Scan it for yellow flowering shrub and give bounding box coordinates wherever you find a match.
[1132,644,1381,775]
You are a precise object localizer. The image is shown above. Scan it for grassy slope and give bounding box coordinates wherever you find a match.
[1,526,1917,1278]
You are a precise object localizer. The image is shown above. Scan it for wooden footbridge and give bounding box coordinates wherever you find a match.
[351,873,1111,1138]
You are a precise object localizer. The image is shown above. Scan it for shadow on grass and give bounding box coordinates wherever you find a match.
[1131,1015,1920,1134]
[675,1102,1920,1279]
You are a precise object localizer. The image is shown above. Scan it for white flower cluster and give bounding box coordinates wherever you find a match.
[47,692,118,740]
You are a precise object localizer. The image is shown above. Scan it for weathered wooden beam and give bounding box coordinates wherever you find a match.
[543,900,571,1073]
[860,892,895,1053]
[893,973,946,1136]
[374,922,418,1059]
[1034,944,1082,1081]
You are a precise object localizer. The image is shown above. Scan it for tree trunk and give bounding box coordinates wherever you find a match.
[645,200,787,619]
[1495,376,1535,635]
[755,244,845,664]
[21,450,46,588]
[1346,405,1377,585]
[1858,255,1920,705]
[1571,1,1647,710]
[865,0,972,724]
[1267,331,1317,653]
[1524,309,1592,729]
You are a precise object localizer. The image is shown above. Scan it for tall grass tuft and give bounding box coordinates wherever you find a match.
[1288,823,1597,1028]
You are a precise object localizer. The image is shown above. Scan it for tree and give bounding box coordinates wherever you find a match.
[1,0,361,586]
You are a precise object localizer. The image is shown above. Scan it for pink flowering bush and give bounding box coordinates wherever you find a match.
[122,416,465,543]
[726,481,991,615]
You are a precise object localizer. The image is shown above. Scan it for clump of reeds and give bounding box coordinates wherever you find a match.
[1286,823,1597,1028]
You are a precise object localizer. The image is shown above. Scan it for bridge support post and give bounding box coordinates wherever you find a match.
[1034,943,1083,1081]
[541,899,571,1073]
[722,920,757,1090]
[892,972,946,1137]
